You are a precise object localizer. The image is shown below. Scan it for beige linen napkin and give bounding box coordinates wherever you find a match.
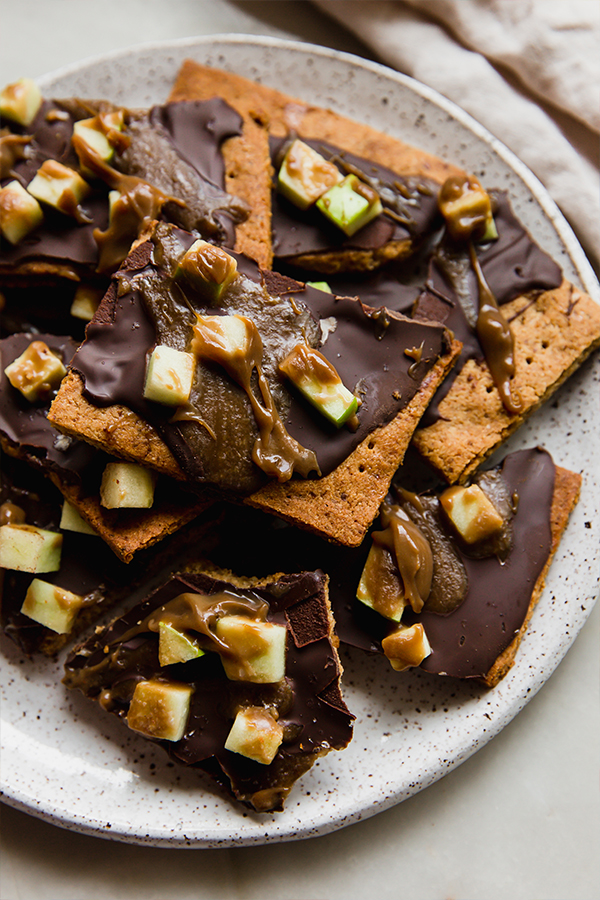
[313,0,600,270]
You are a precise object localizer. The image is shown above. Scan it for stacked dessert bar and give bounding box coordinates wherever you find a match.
[1,63,598,811]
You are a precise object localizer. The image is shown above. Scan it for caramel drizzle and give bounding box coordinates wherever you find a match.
[191,315,320,482]
[470,243,523,415]
[0,130,32,179]
[372,500,433,614]
[118,590,269,655]
[71,133,183,273]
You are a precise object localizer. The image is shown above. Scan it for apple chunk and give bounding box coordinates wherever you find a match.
[224,707,284,765]
[127,679,193,742]
[21,578,84,634]
[100,462,156,509]
[356,542,406,622]
[279,343,358,427]
[176,240,238,303]
[4,339,67,402]
[143,344,195,407]
[70,285,103,322]
[440,483,504,544]
[215,616,287,683]
[158,622,204,667]
[317,173,383,236]
[0,523,62,573]
[27,159,90,219]
[0,78,42,126]
[277,139,342,210]
[0,180,43,245]
[59,500,97,535]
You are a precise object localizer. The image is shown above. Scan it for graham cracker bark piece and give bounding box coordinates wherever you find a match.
[63,565,354,812]
[169,60,463,272]
[413,281,600,484]
[48,227,460,548]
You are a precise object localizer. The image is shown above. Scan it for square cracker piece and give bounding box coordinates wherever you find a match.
[168,60,463,272]
[412,281,600,484]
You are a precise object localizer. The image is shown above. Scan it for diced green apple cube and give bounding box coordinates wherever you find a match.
[70,284,103,321]
[0,78,42,126]
[176,240,238,303]
[279,343,358,427]
[0,523,62,573]
[143,344,195,406]
[4,339,67,401]
[100,462,156,509]
[0,180,43,245]
[158,622,204,667]
[306,281,332,293]
[277,139,342,210]
[224,706,284,765]
[27,159,90,217]
[439,483,504,544]
[21,578,84,634]
[72,112,122,163]
[127,679,193,742]
[59,500,97,535]
[316,173,383,236]
[215,616,287,683]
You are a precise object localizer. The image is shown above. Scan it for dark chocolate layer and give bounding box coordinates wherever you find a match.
[64,569,354,809]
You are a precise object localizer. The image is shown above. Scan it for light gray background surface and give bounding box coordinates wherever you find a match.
[1,3,598,899]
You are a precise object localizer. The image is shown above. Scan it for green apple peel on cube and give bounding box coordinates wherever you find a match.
[277,139,342,210]
[316,174,383,237]
[126,679,193,742]
[158,622,205,667]
[224,707,284,765]
[279,343,358,427]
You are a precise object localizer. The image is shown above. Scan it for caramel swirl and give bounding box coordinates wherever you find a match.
[372,500,433,614]
[0,130,31,179]
[191,315,320,482]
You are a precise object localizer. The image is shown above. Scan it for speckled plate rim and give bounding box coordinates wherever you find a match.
[1,34,598,849]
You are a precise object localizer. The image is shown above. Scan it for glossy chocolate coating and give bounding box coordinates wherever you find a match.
[64,569,354,808]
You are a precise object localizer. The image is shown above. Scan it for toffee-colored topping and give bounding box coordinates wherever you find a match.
[470,243,522,414]
[438,175,494,242]
[0,500,26,525]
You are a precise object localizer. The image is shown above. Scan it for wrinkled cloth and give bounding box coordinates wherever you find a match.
[313,0,600,270]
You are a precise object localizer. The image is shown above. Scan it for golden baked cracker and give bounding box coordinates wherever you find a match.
[169,60,463,272]
[482,465,581,687]
[413,281,600,484]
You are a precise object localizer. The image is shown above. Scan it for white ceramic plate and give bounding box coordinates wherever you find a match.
[1,36,598,848]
